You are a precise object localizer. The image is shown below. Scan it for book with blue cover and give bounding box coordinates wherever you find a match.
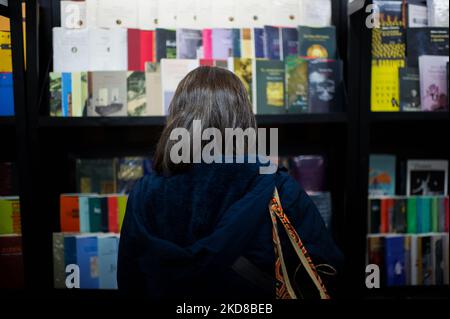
[76,236,99,289]
[253,28,265,59]
[61,72,72,117]
[417,196,431,233]
[281,27,299,59]
[0,73,14,116]
[98,235,119,289]
[263,26,281,60]
[369,155,397,196]
[385,236,406,286]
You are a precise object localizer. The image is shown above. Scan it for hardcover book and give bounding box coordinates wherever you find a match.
[369,154,396,196]
[367,235,385,285]
[127,71,147,116]
[407,159,448,196]
[307,59,343,113]
[254,60,285,115]
[369,198,381,234]
[0,72,14,116]
[298,26,336,59]
[88,27,128,71]
[155,28,177,61]
[419,55,449,111]
[202,29,212,59]
[285,56,308,113]
[88,196,102,233]
[399,67,421,111]
[176,28,203,59]
[89,71,127,117]
[431,234,444,285]
[407,28,449,67]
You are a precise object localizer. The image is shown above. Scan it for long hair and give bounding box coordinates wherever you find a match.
[154,66,257,174]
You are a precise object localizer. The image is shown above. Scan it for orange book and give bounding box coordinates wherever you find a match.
[107,195,119,233]
[380,198,394,233]
[60,195,80,232]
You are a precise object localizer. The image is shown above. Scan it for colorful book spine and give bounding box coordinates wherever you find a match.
[61,72,72,117]
[60,195,80,232]
[407,197,417,233]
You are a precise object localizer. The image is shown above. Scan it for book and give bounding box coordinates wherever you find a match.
[407,197,417,233]
[369,154,396,196]
[53,28,89,72]
[438,196,447,232]
[285,56,308,113]
[407,28,449,67]
[117,157,145,194]
[0,162,16,196]
[88,196,102,232]
[127,29,154,71]
[263,26,281,61]
[393,198,407,233]
[253,28,265,59]
[71,72,88,117]
[232,29,241,57]
[381,198,394,233]
[127,71,147,116]
[369,199,381,234]
[0,72,14,116]
[444,233,449,284]
[117,195,127,232]
[420,235,433,285]
[371,59,405,112]
[385,236,406,286]
[160,59,199,114]
[427,0,449,27]
[367,235,385,285]
[76,235,99,289]
[254,60,285,115]
[144,62,163,116]
[309,192,332,229]
[307,59,343,113]
[0,197,21,235]
[98,235,119,289]
[410,234,419,285]
[100,196,109,233]
[202,29,212,59]
[228,58,254,109]
[88,28,128,71]
[404,235,412,285]
[52,232,66,289]
[298,0,332,27]
[79,195,92,232]
[155,29,177,61]
[407,160,448,196]
[49,72,62,116]
[432,234,445,285]
[61,0,87,29]
[416,196,431,233]
[408,4,428,27]
[240,28,253,58]
[431,197,439,232]
[60,194,80,232]
[107,196,119,233]
[96,0,138,29]
[211,29,233,60]
[399,67,421,111]
[298,26,336,59]
[281,27,298,59]
[176,29,203,59]
[61,73,72,117]
[0,31,12,72]
[76,158,117,194]
[0,235,24,289]
[89,71,127,117]
[290,156,325,192]
[419,55,449,111]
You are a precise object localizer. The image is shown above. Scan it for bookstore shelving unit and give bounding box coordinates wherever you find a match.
[350,0,450,299]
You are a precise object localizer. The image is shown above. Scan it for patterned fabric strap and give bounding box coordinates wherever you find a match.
[269,188,330,300]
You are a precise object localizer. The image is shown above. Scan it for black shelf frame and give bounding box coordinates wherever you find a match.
[0,2,8,18]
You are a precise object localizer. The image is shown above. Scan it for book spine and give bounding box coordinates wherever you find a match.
[431,197,439,233]
[108,196,119,233]
[407,197,417,233]
[202,29,212,59]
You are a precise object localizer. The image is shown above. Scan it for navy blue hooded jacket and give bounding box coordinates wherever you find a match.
[117,162,344,299]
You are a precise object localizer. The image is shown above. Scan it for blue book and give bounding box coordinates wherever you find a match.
[61,72,72,117]
[79,196,91,232]
[417,197,431,233]
[384,236,406,286]
[0,73,14,116]
[63,235,77,269]
[369,154,396,196]
[76,236,99,289]
[98,236,119,289]
[232,28,241,57]
[253,28,265,59]
[281,28,299,59]
[263,26,280,60]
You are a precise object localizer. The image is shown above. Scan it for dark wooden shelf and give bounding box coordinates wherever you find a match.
[38,113,348,128]
[370,112,449,123]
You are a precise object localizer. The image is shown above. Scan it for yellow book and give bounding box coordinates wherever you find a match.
[0,31,12,72]
[241,28,253,59]
[0,197,21,235]
[117,195,128,232]
[371,59,405,112]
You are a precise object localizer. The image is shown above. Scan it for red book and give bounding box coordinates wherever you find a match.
[128,29,141,71]
[0,235,24,289]
[60,195,80,232]
[203,29,212,59]
[380,198,394,233]
[140,30,154,70]
[107,196,119,233]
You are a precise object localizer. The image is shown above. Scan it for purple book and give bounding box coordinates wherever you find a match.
[281,27,299,59]
[212,29,233,60]
[290,155,326,192]
[419,55,449,111]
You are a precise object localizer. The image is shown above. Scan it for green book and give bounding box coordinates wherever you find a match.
[254,60,286,115]
[430,197,439,233]
[0,197,20,235]
[419,197,431,233]
[72,72,88,117]
[298,26,336,59]
[88,197,102,232]
[127,71,147,116]
[407,197,417,233]
[117,195,127,232]
[49,72,62,117]
[285,56,308,113]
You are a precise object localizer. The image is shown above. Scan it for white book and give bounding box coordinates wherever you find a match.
[88,28,128,71]
[160,59,199,114]
[194,0,212,29]
[53,27,90,72]
[427,0,449,27]
[270,0,299,27]
[89,71,128,117]
[406,159,449,196]
[408,4,428,27]
[137,0,158,30]
[145,63,163,116]
[211,0,237,28]
[157,0,178,28]
[419,55,449,111]
[85,0,99,27]
[96,0,139,29]
[236,0,270,28]
[60,1,87,29]
[298,0,332,27]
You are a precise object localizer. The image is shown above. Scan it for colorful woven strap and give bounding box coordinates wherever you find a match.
[269,188,330,299]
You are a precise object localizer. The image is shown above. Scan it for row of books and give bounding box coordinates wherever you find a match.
[52,25,337,73]
[367,233,449,287]
[59,0,333,30]
[370,0,449,112]
[0,234,24,289]
[368,196,449,234]
[49,57,343,117]
[369,155,448,197]
[0,197,21,235]
[60,194,128,233]
[53,232,119,289]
